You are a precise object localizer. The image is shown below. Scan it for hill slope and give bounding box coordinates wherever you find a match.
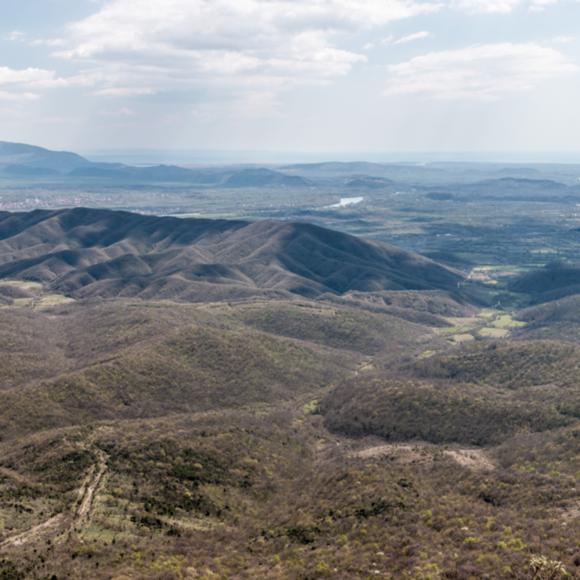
[0,208,462,301]
[510,261,580,303]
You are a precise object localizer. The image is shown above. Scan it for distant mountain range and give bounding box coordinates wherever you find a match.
[0,142,311,187]
[4,141,580,195]
[0,208,462,302]
[4,141,580,196]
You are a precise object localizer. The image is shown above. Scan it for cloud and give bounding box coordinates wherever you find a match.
[0,65,93,103]
[95,87,156,97]
[51,0,440,100]
[384,42,578,99]
[6,30,26,42]
[383,31,431,45]
[529,0,560,10]
[29,37,66,48]
[59,0,441,58]
[450,0,521,12]
[0,66,73,97]
[0,66,57,86]
[450,0,568,13]
[0,90,39,102]
[9,0,574,116]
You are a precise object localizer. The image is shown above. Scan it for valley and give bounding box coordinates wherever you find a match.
[0,145,578,579]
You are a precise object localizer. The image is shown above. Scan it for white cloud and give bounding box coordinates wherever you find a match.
[0,66,57,86]
[0,66,91,102]
[29,37,66,48]
[451,0,521,13]
[383,31,431,45]
[95,87,156,97]
[384,43,578,99]
[60,0,441,58]
[51,0,440,100]
[529,0,560,10]
[6,30,26,42]
[450,0,568,13]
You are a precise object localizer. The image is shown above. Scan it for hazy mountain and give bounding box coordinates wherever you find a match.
[345,176,395,189]
[0,208,462,301]
[0,142,311,186]
[0,141,91,173]
[283,161,393,175]
[68,163,225,184]
[452,177,574,201]
[223,167,311,188]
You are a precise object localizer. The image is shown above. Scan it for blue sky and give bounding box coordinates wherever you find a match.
[1,0,580,156]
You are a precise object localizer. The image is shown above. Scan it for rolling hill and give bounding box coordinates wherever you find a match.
[0,312,348,440]
[0,208,463,301]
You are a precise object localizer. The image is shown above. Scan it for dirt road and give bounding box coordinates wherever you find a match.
[0,448,108,550]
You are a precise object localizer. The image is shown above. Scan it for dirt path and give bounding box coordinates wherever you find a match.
[0,514,67,550]
[0,466,36,487]
[0,448,108,551]
[352,443,432,464]
[444,449,496,471]
[74,449,108,525]
[351,442,496,472]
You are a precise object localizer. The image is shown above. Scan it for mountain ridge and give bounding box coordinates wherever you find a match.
[0,208,462,302]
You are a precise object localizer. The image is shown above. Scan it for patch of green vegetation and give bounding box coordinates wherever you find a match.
[303,400,320,414]
[479,327,509,338]
[491,314,526,330]
[418,350,436,359]
[11,298,34,308]
[451,333,475,343]
[36,294,75,308]
[0,281,43,291]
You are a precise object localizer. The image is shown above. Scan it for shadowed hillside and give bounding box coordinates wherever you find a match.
[0,208,462,302]
[509,261,580,303]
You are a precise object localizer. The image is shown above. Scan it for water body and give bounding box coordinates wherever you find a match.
[327,196,364,209]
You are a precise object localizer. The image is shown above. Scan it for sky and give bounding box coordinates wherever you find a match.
[1,0,580,157]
